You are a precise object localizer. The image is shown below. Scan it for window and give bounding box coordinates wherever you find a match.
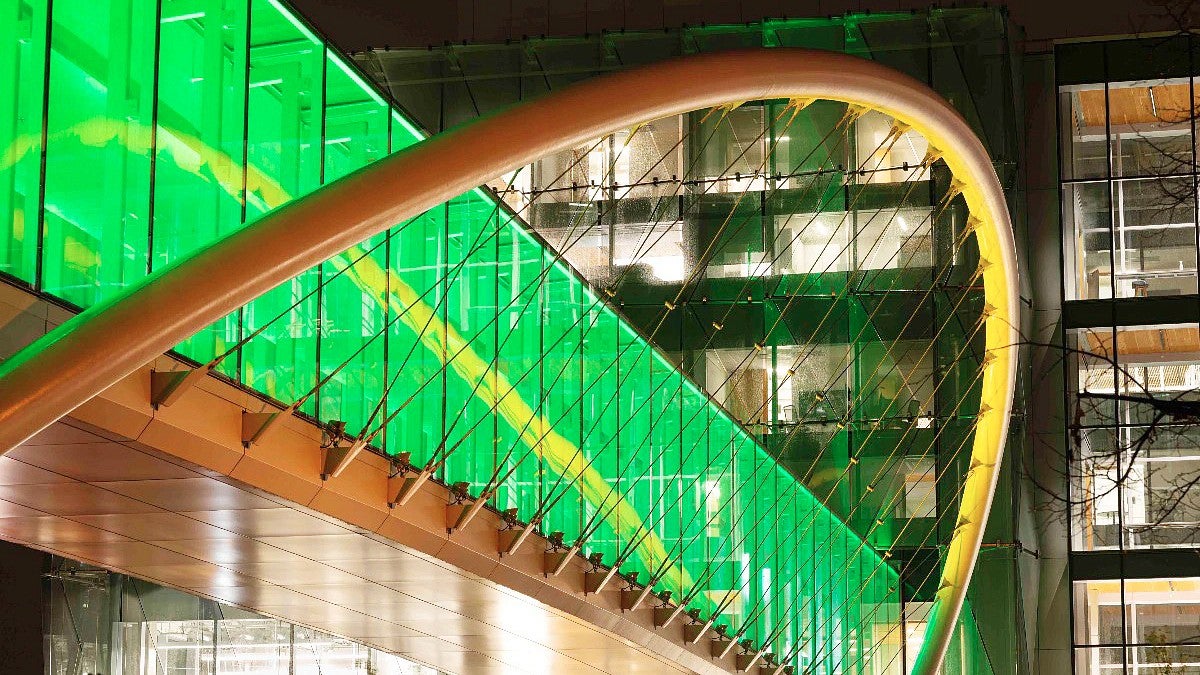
[894,456,937,519]
[118,618,442,674]
[1070,324,1200,550]
[855,111,931,185]
[1059,73,1200,300]
[692,105,768,193]
[773,212,850,276]
[855,207,935,270]
[1074,577,1200,675]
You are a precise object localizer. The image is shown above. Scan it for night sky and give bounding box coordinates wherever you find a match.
[290,0,1180,54]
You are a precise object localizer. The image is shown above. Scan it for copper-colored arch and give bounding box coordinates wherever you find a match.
[0,48,1018,674]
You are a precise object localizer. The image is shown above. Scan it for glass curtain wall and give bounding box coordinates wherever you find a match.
[1073,577,1200,675]
[443,11,1022,675]
[1060,37,1200,301]
[44,557,443,675]
[1060,36,1200,675]
[1069,323,1200,551]
[1,0,905,670]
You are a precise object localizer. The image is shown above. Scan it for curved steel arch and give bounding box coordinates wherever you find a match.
[0,48,1018,675]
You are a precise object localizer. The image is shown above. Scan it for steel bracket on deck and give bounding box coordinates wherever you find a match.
[544,538,580,577]
[497,511,536,556]
[683,620,708,644]
[321,438,367,480]
[717,634,740,660]
[387,453,436,507]
[444,482,475,531]
[581,553,611,594]
[150,366,212,408]
[447,483,492,532]
[711,637,732,658]
[622,573,660,612]
[735,648,762,672]
[652,605,675,628]
[241,410,282,447]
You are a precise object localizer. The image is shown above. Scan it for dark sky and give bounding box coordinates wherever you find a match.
[289,0,1184,53]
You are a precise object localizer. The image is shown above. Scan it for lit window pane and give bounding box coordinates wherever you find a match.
[1063,181,1113,300]
[1109,79,1194,178]
[1073,580,1125,645]
[1111,177,1197,298]
[1072,427,1121,551]
[1060,83,1109,181]
[855,111,930,185]
[1069,327,1117,426]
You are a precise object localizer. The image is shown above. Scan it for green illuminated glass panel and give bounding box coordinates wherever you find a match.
[153,0,247,370]
[322,51,387,182]
[42,0,156,306]
[442,190,500,492]
[578,301,621,552]
[384,208,445,467]
[679,381,713,598]
[0,0,47,284]
[381,111,437,460]
[317,50,389,428]
[238,0,323,407]
[318,234,386,431]
[490,222,544,515]
[539,258,583,535]
[389,109,420,154]
[611,322,656,567]
[5,0,916,667]
[647,363,683,590]
[697,411,738,604]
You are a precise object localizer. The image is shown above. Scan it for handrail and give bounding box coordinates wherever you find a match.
[0,48,1018,674]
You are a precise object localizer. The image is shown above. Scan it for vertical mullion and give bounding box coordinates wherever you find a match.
[314,45,327,423]
[1191,49,1200,326]
[236,0,252,383]
[440,199,450,480]
[538,247,546,516]
[145,0,163,278]
[492,200,501,502]
[436,78,448,481]
[1103,52,1117,303]
[381,108,392,453]
[33,0,54,292]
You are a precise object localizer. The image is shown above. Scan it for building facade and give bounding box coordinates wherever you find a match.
[1054,35,1200,675]
[4,0,1200,673]
[359,10,1029,675]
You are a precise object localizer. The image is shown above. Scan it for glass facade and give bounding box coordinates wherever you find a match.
[1074,577,1200,675]
[1069,323,1200,551]
[0,0,950,671]
[363,11,1025,675]
[1060,36,1200,675]
[44,557,443,675]
[1060,37,1200,300]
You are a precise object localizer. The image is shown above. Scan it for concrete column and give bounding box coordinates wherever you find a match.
[1021,50,1074,675]
[0,540,46,673]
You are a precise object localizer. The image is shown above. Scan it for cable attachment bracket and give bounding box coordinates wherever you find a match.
[682,608,708,643]
[583,552,609,594]
[543,531,580,577]
[651,589,676,628]
[387,453,439,507]
[320,420,368,480]
[150,362,216,408]
[445,481,477,532]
